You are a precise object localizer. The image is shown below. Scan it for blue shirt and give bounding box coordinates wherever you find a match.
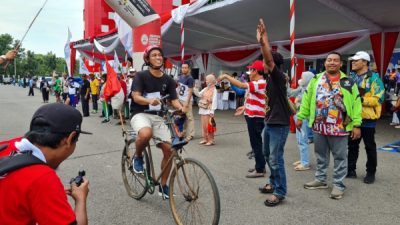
[178,74,194,88]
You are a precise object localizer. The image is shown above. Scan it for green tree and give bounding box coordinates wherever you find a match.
[55,57,67,73]
[44,52,57,72]
[0,34,13,54]
[1,33,82,78]
[24,50,38,76]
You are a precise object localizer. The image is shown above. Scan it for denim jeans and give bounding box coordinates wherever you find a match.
[307,126,314,141]
[314,133,348,191]
[245,116,265,173]
[294,116,310,167]
[263,124,289,197]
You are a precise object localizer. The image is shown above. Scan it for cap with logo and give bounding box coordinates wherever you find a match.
[30,103,92,135]
[349,51,370,62]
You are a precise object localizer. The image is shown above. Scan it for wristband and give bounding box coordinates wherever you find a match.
[0,55,6,61]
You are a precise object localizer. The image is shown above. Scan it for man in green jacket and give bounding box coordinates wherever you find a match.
[296,52,362,199]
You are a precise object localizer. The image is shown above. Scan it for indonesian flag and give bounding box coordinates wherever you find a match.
[104,60,121,102]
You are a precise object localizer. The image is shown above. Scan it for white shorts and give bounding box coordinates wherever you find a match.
[130,113,171,144]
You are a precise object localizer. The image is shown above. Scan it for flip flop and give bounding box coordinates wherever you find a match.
[264,195,285,207]
[258,184,274,194]
[199,140,207,145]
[292,161,301,166]
[294,164,310,171]
[204,142,215,146]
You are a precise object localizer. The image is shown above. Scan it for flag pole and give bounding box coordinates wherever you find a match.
[3,0,49,70]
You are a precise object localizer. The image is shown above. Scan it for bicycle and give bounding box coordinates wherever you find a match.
[120,95,221,225]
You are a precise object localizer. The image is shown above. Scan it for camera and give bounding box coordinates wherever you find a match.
[70,170,86,187]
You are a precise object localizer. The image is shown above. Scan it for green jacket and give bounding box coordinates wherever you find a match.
[297,71,362,131]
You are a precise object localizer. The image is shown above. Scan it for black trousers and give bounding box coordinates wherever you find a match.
[28,87,34,96]
[81,95,90,116]
[92,94,98,111]
[245,116,266,173]
[348,127,377,174]
[41,89,49,102]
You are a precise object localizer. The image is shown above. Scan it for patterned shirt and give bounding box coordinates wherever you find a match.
[244,79,266,118]
[313,74,348,136]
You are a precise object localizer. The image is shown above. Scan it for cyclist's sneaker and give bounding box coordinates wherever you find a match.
[158,185,170,200]
[133,157,144,174]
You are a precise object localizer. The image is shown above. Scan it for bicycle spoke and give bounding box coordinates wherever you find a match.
[170,158,220,225]
[121,139,149,200]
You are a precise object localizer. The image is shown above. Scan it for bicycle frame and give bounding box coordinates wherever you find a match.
[120,94,198,192]
[120,98,220,224]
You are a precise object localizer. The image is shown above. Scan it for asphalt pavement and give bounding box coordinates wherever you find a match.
[1,84,399,225]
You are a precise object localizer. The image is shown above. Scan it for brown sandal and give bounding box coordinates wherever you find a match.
[258,184,274,194]
[264,195,285,207]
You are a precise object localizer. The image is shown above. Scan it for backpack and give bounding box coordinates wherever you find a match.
[0,146,45,176]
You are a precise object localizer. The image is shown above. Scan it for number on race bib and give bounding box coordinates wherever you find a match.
[179,85,186,96]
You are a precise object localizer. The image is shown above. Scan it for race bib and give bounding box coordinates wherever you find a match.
[176,83,190,102]
[144,92,161,110]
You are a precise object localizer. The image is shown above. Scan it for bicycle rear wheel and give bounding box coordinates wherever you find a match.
[169,158,220,225]
[121,138,150,200]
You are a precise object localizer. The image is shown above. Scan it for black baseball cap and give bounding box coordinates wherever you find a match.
[30,103,92,135]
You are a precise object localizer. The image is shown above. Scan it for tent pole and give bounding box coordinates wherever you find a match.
[290,0,296,79]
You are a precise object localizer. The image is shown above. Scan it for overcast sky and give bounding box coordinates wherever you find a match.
[0,0,83,57]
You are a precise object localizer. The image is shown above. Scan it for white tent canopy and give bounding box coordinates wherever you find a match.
[162,0,400,57]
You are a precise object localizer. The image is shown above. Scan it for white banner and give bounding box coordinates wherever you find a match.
[79,57,89,75]
[93,38,120,54]
[114,14,133,56]
[105,0,159,29]
[64,28,72,76]
[161,0,209,35]
[113,51,121,73]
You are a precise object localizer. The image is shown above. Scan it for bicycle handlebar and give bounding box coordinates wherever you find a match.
[143,94,174,114]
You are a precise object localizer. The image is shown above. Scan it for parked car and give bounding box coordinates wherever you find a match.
[3,77,12,85]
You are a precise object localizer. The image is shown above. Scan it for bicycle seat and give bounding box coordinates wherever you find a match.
[171,137,188,150]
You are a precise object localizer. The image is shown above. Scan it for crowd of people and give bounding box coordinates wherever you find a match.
[2,16,400,224]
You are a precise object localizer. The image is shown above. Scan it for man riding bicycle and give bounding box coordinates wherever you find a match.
[130,45,186,199]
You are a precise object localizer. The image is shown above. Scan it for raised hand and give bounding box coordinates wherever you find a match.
[5,50,17,60]
[257,18,267,45]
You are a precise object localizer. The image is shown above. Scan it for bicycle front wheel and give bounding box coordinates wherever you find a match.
[121,138,150,200]
[169,158,220,225]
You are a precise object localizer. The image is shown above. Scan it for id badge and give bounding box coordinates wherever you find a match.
[326,109,338,124]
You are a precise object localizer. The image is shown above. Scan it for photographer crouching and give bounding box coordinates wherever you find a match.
[0,103,90,225]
